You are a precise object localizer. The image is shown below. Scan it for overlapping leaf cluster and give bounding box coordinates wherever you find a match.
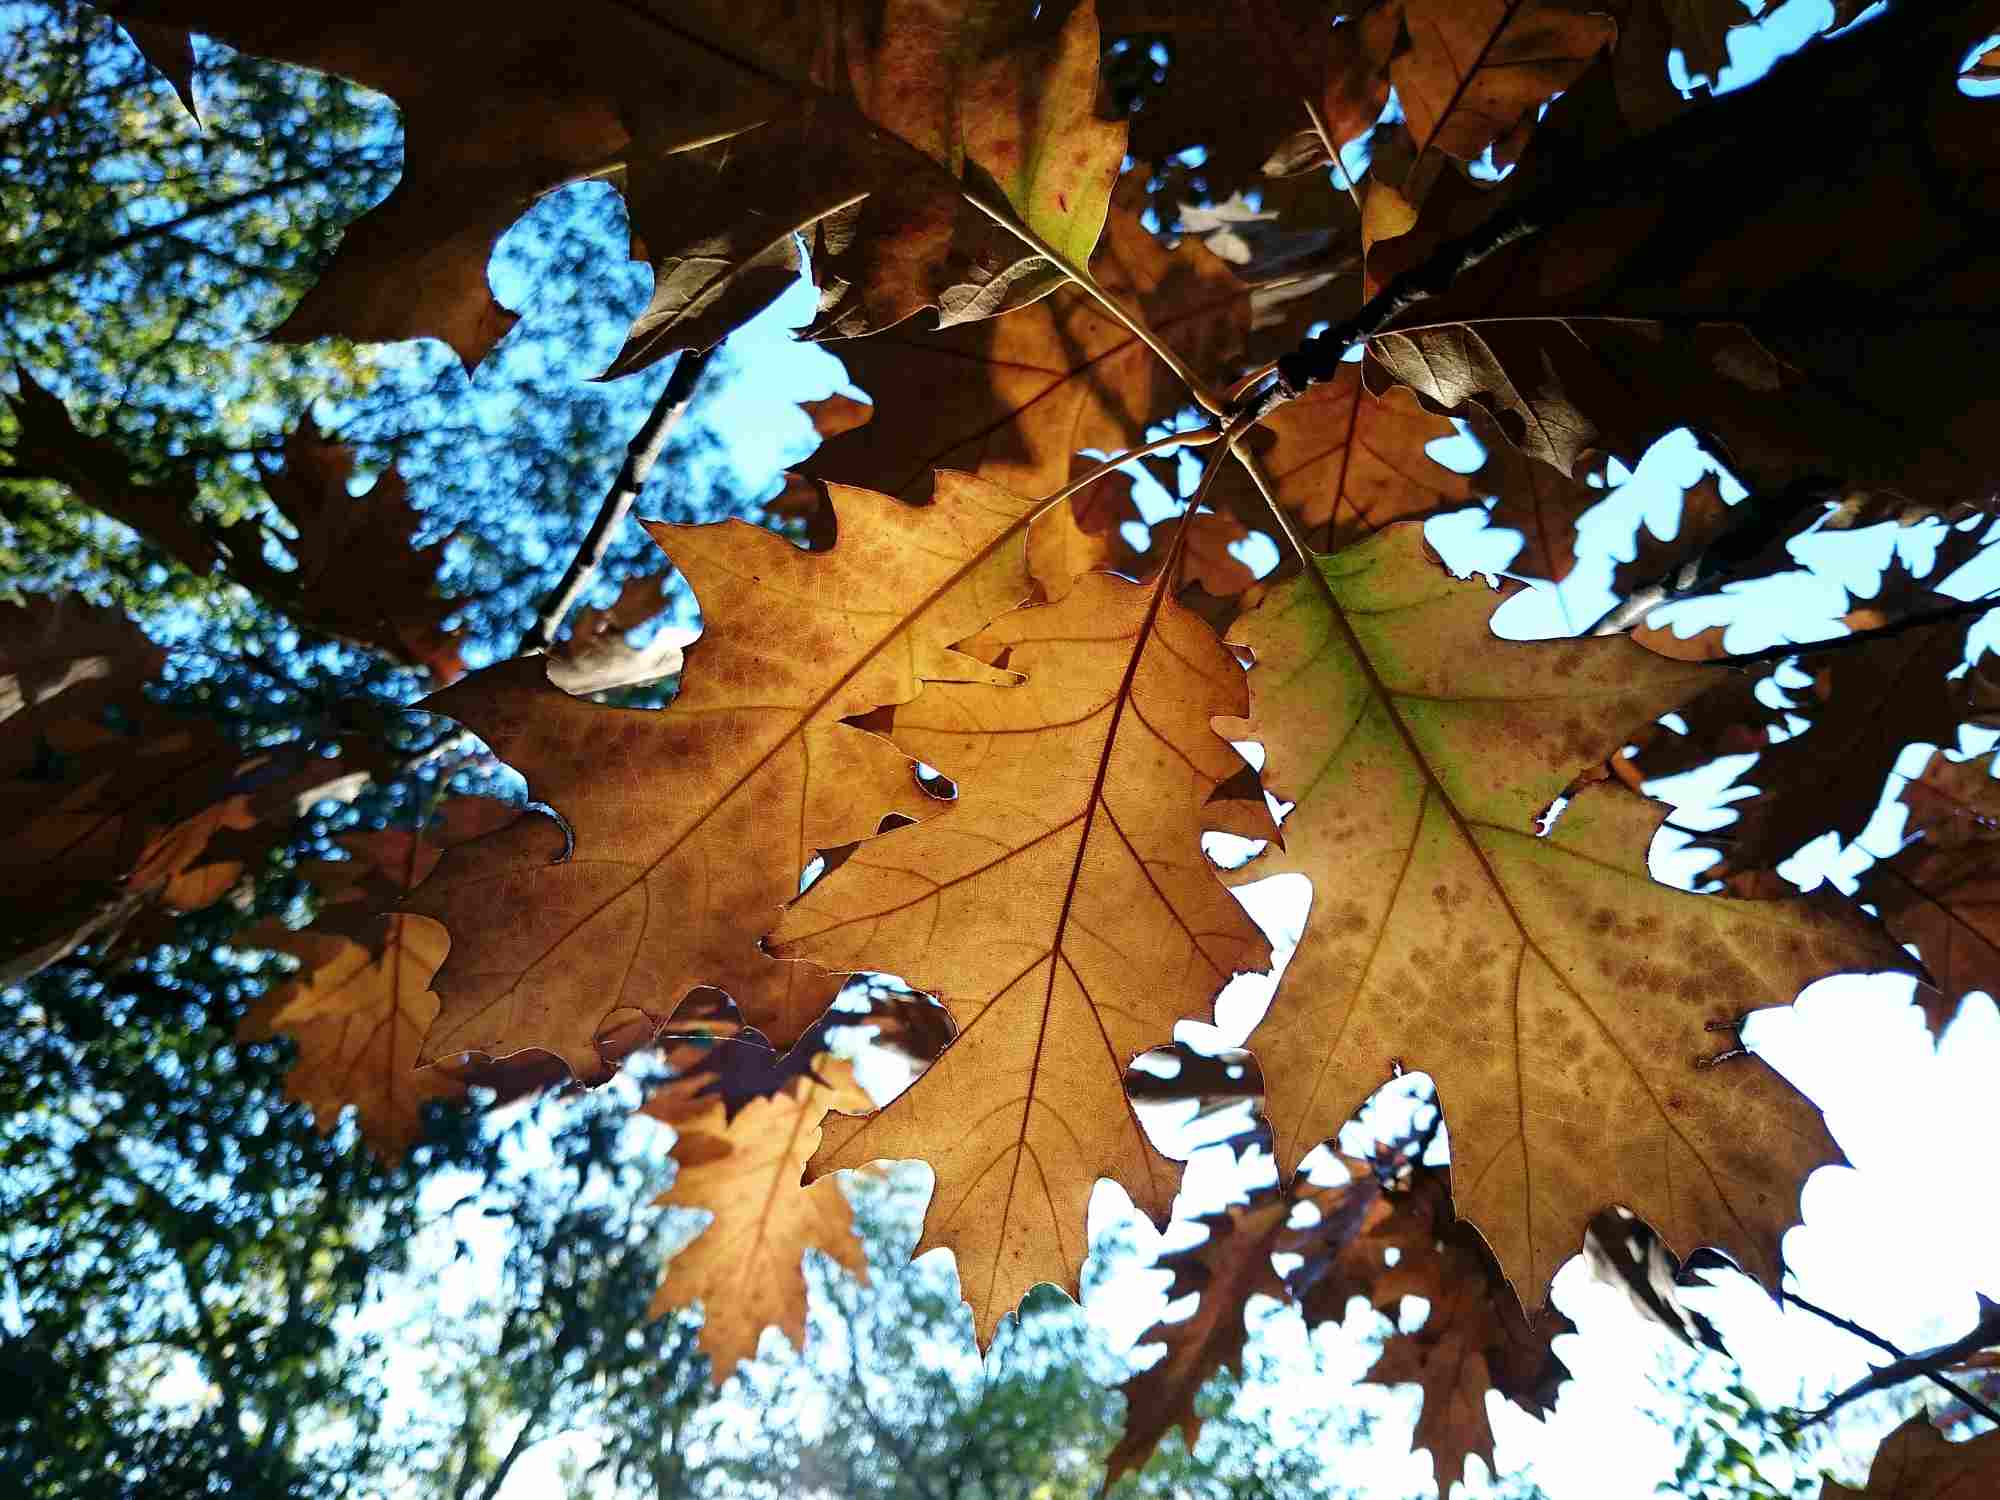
[10,0,2000,1485]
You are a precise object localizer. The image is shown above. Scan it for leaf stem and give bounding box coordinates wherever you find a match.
[958,190,1226,415]
[1042,426,1220,512]
[1156,410,1267,586]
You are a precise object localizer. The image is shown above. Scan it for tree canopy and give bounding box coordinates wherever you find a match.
[5,0,2000,1495]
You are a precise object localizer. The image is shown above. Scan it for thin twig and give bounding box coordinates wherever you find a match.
[521,345,716,655]
[1585,474,1840,637]
[1783,1290,2000,1428]
[1300,97,1365,217]
[1702,587,2000,670]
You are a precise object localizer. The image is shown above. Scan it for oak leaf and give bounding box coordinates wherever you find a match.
[643,1055,874,1380]
[767,574,1271,1342]
[1854,747,2000,1037]
[1107,1166,1385,1483]
[1208,359,1489,555]
[5,379,464,680]
[1344,1164,1574,1493]
[109,0,1124,369]
[1099,0,1398,206]
[238,797,524,1158]
[406,474,1045,1078]
[246,423,466,682]
[1820,1417,2000,1500]
[1218,524,1911,1300]
[6,365,229,576]
[117,16,200,121]
[1392,0,1614,169]
[238,917,460,1160]
[1635,619,1987,883]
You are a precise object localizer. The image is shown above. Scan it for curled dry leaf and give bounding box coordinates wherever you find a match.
[1581,1205,1725,1352]
[768,574,1271,1342]
[544,575,695,697]
[107,0,1124,370]
[643,1055,874,1381]
[407,473,1046,1079]
[0,595,359,981]
[1219,523,1912,1300]
[1366,3,2000,512]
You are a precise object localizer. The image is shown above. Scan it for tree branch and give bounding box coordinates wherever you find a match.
[1784,1290,2000,1428]
[1586,474,1839,637]
[1227,0,1945,428]
[520,345,716,656]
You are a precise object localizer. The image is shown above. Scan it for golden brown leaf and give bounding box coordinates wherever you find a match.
[1393,0,1614,168]
[0,598,360,980]
[768,574,1271,1341]
[407,474,1046,1078]
[1219,524,1912,1300]
[643,1056,874,1380]
[1208,359,1486,553]
[238,915,462,1161]
[1819,1418,2000,1499]
[238,797,525,1158]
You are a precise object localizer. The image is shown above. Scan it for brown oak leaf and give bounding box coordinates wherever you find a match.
[643,1055,874,1380]
[406,473,1047,1078]
[768,574,1271,1342]
[1218,524,1911,1300]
